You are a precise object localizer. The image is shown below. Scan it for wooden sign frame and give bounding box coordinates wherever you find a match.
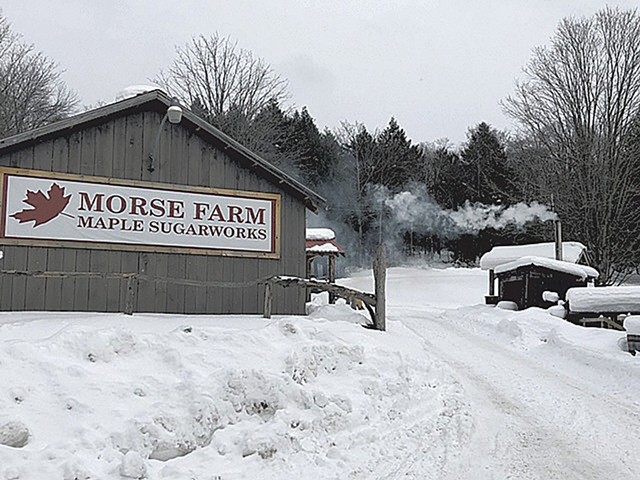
[0,167,282,259]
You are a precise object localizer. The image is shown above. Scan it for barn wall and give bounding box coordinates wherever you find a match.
[0,110,306,314]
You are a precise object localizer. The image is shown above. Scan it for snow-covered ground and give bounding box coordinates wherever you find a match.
[1,266,639,479]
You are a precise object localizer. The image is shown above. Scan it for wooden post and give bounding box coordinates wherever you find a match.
[328,255,336,304]
[263,281,272,319]
[554,220,563,261]
[373,244,386,331]
[305,256,313,302]
[124,275,136,315]
[489,269,495,295]
[627,334,640,355]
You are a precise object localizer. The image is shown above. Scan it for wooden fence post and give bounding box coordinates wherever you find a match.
[263,281,272,319]
[124,275,136,315]
[373,244,386,331]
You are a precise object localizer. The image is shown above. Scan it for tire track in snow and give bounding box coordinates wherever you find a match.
[398,308,640,479]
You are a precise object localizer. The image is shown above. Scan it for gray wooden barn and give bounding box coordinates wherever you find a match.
[0,90,324,315]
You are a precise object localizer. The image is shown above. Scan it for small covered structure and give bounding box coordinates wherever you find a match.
[305,228,345,304]
[305,228,345,281]
[480,241,588,303]
[495,256,599,310]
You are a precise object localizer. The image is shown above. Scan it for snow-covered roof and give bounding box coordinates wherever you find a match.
[480,242,586,270]
[305,229,345,255]
[114,85,160,101]
[306,238,345,256]
[308,243,341,253]
[306,228,336,241]
[567,286,640,313]
[494,256,599,280]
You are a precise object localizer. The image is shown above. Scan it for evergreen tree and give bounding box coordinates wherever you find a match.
[460,122,517,205]
[282,107,335,188]
[424,146,469,209]
[374,118,422,191]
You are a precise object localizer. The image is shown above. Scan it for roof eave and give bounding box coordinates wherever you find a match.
[0,89,326,212]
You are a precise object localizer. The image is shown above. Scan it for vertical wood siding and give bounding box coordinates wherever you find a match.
[0,111,307,314]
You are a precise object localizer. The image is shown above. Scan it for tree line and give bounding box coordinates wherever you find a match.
[1,7,640,284]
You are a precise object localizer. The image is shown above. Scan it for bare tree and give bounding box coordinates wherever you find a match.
[155,33,289,128]
[504,7,640,284]
[0,13,77,137]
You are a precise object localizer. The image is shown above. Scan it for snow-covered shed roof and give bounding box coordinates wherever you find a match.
[567,286,640,313]
[306,228,336,241]
[305,228,345,256]
[494,256,599,280]
[480,242,587,270]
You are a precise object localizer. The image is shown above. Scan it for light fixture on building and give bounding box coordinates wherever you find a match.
[148,102,183,173]
[166,105,183,124]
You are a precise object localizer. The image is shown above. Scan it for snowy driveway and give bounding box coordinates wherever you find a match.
[343,267,640,479]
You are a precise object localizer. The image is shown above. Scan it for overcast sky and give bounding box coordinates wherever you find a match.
[2,1,638,145]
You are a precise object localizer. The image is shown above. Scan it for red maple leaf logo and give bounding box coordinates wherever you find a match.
[10,183,72,227]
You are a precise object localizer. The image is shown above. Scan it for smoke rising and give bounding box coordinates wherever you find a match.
[379,184,557,237]
[307,182,558,270]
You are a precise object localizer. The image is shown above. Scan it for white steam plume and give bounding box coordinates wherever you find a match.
[448,201,558,233]
[381,185,557,236]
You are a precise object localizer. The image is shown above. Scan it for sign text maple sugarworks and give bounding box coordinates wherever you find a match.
[0,169,281,257]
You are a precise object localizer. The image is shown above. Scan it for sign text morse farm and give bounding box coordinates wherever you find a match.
[0,168,281,257]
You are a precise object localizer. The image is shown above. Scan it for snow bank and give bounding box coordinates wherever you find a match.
[567,286,640,313]
[2,267,638,479]
[0,307,464,479]
[480,242,586,270]
[494,256,599,280]
[305,228,335,241]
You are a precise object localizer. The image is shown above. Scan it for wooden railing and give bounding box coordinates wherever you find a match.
[0,245,388,331]
[263,244,387,331]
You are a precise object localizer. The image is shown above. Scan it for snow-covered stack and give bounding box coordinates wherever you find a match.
[566,286,640,313]
[543,291,567,319]
[624,315,640,354]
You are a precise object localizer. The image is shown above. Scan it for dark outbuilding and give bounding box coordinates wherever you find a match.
[494,256,599,310]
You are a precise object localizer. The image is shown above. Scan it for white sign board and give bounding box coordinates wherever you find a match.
[0,169,280,257]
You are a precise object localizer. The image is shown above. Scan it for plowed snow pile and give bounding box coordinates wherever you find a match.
[0,305,469,479]
[1,266,640,479]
